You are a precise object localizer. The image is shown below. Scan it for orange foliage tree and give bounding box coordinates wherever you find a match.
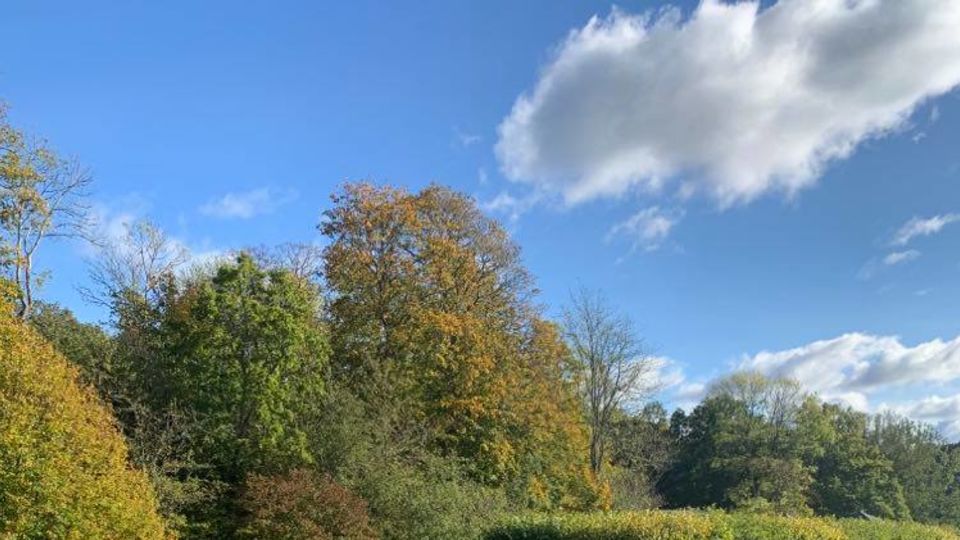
[321,183,603,509]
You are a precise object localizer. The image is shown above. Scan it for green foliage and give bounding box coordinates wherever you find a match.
[663,374,908,519]
[122,253,328,483]
[483,512,960,540]
[0,290,168,538]
[870,413,960,525]
[835,518,960,540]
[483,511,734,540]
[810,404,910,520]
[103,253,330,537]
[308,384,510,540]
[29,301,115,390]
[239,469,377,540]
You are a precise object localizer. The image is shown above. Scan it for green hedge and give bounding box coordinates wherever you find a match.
[483,511,960,540]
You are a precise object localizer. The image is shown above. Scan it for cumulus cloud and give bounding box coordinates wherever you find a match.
[882,249,920,266]
[741,333,960,409]
[200,187,297,219]
[891,213,960,246]
[496,0,960,206]
[607,206,683,252]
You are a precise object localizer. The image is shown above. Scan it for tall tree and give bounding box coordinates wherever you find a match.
[0,106,91,319]
[562,288,656,474]
[321,183,599,508]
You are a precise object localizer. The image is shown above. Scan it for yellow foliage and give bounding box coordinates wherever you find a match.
[485,511,960,539]
[0,293,169,538]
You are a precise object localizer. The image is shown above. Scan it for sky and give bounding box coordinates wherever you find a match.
[3,0,960,436]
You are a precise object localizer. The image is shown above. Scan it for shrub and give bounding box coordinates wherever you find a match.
[728,513,845,540]
[0,291,168,538]
[482,511,960,540]
[239,469,377,539]
[346,453,509,540]
[483,510,733,540]
[835,518,960,540]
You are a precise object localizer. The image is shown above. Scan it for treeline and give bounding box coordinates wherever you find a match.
[611,373,960,524]
[2,104,960,539]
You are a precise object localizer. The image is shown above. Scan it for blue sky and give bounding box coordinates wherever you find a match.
[4,0,960,435]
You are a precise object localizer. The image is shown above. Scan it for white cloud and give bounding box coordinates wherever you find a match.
[882,249,920,266]
[90,200,226,271]
[891,213,960,246]
[742,333,960,395]
[479,191,539,222]
[647,356,686,390]
[496,0,960,206]
[607,206,682,252]
[200,187,297,219]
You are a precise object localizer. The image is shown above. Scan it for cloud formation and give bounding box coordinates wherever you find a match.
[741,333,960,413]
[607,206,683,252]
[882,250,920,266]
[891,213,960,246]
[200,188,297,219]
[497,0,960,206]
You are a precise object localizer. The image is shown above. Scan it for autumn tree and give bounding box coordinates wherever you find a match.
[0,106,91,319]
[563,288,657,474]
[320,183,599,507]
[0,280,167,538]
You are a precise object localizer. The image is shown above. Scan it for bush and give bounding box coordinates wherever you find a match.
[835,518,960,540]
[728,513,844,540]
[239,469,377,539]
[482,511,960,540]
[483,511,733,540]
[0,293,168,538]
[346,453,509,540]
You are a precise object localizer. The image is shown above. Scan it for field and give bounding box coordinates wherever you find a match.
[483,511,960,540]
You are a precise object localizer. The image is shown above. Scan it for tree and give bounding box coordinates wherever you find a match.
[0,281,167,538]
[662,374,817,513]
[320,183,599,507]
[562,287,657,474]
[84,219,188,310]
[29,301,115,391]
[809,404,910,520]
[0,106,91,319]
[147,253,329,483]
[608,402,676,508]
[871,412,960,524]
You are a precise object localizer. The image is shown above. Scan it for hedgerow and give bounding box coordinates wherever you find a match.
[483,511,960,540]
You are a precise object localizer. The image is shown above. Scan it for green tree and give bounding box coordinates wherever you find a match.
[871,412,960,524]
[149,253,329,482]
[29,301,115,391]
[662,374,816,514]
[608,402,676,508]
[808,403,910,520]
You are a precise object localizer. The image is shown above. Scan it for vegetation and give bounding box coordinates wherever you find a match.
[3,106,960,538]
[0,283,168,538]
[484,511,960,540]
